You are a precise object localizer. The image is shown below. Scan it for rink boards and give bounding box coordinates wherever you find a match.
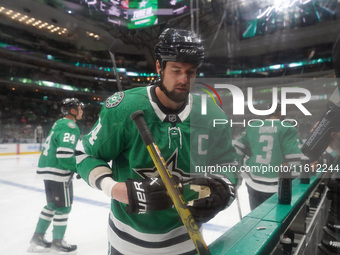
[0,143,42,155]
[208,172,328,255]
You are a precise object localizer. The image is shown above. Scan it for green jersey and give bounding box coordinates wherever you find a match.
[76,85,238,255]
[37,117,80,182]
[234,119,302,193]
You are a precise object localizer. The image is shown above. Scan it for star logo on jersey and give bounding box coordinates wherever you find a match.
[106,92,124,108]
[133,149,193,181]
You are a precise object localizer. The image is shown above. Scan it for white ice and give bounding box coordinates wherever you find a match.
[0,154,251,255]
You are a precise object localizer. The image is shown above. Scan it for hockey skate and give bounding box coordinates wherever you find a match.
[27,232,52,253]
[51,239,77,254]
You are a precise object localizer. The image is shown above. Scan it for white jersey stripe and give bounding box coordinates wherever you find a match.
[147,86,167,122]
[56,154,73,158]
[234,140,246,149]
[177,94,192,122]
[75,140,89,164]
[42,207,56,215]
[285,153,303,159]
[53,221,68,226]
[75,153,89,164]
[37,167,72,182]
[235,147,244,156]
[57,147,74,153]
[54,214,69,220]
[39,214,54,221]
[37,167,73,176]
[288,161,300,165]
[108,212,195,254]
[109,211,189,242]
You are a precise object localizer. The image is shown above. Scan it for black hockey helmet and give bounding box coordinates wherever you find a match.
[61,98,84,115]
[154,28,204,70]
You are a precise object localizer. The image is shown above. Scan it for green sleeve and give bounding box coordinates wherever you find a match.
[76,105,126,184]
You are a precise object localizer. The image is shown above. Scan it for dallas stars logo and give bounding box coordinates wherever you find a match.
[106,92,124,108]
[132,149,193,181]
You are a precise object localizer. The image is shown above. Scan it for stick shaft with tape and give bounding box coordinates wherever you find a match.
[130,110,211,255]
[109,39,123,91]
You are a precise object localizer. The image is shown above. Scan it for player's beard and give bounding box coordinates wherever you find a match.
[158,81,189,103]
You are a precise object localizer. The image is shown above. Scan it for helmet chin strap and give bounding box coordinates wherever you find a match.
[158,70,168,95]
[157,61,173,100]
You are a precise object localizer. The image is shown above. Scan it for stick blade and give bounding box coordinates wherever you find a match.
[109,39,124,54]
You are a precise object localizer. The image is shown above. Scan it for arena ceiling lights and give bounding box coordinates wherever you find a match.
[86,31,100,39]
[0,6,100,40]
[0,6,68,36]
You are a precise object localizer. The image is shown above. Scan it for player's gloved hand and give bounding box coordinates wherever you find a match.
[126,176,182,214]
[187,174,235,225]
[327,174,340,217]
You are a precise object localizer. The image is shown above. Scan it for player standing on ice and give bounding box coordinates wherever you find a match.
[234,103,303,210]
[75,28,239,255]
[28,98,84,254]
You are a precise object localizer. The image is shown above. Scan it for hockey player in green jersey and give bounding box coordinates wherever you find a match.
[75,28,239,255]
[234,103,303,210]
[28,98,84,254]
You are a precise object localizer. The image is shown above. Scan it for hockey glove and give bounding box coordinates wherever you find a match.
[126,176,182,214]
[187,174,235,225]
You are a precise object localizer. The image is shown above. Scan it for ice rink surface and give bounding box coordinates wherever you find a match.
[0,154,251,255]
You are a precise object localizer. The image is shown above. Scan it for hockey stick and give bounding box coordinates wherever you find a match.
[235,190,243,220]
[130,110,211,255]
[109,39,124,91]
